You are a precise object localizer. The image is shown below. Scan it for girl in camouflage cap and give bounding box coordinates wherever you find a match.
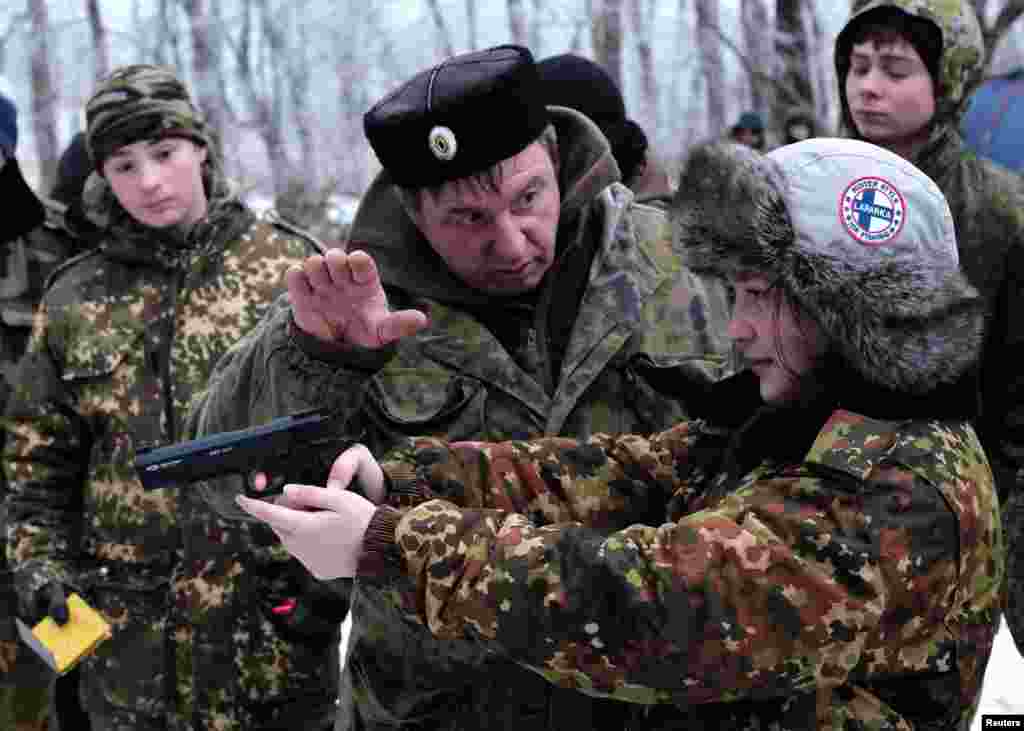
[2,63,336,731]
[236,138,1000,730]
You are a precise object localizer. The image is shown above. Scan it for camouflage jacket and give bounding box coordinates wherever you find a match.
[362,383,1003,730]
[0,162,86,688]
[838,0,1024,659]
[1,197,330,729]
[193,107,734,730]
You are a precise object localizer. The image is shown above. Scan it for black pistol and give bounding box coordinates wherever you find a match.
[134,407,359,496]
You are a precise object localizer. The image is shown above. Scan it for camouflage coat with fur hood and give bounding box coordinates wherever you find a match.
[349,140,1002,731]
[836,0,1024,660]
[192,106,734,730]
[2,155,328,730]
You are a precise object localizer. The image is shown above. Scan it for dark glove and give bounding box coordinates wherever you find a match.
[35,582,70,626]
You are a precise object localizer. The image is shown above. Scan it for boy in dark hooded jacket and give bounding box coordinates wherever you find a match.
[835,0,1024,659]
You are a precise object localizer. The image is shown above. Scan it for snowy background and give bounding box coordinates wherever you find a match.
[973,618,1024,726]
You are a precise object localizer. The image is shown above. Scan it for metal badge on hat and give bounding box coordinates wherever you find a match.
[841,176,907,246]
[429,126,457,161]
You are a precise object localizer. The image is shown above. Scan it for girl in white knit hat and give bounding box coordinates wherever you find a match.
[237,138,1000,730]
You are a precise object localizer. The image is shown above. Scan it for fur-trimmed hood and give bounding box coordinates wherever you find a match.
[672,138,984,394]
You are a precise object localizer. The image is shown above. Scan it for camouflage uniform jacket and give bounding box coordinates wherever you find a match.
[193,106,734,730]
[838,0,1024,659]
[1,163,85,691]
[2,197,328,730]
[361,378,1003,730]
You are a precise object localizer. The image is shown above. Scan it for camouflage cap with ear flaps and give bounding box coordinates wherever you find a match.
[85,64,213,172]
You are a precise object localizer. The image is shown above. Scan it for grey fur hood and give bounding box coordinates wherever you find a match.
[672,138,984,394]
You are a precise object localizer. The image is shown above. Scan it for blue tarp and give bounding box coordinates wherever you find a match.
[961,69,1024,173]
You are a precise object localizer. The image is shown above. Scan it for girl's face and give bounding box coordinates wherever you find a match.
[727,273,828,405]
[102,136,209,228]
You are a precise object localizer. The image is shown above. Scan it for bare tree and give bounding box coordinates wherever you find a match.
[27,0,59,191]
[466,0,478,50]
[696,0,726,134]
[289,10,318,183]
[181,0,226,135]
[530,0,544,54]
[740,0,770,116]
[508,0,528,45]
[568,0,589,52]
[154,0,185,70]
[803,1,833,133]
[591,0,624,88]
[223,0,292,193]
[971,0,1024,77]
[0,12,28,75]
[629,0,657,132]
[425,0,456,57]
[85,0,110,80]
[773,0,814,133]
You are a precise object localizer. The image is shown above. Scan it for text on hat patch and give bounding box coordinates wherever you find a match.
[841,176,906,246]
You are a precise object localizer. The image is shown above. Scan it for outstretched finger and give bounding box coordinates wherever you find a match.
[377,310,429,345]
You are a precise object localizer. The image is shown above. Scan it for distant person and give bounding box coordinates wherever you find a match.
[835,0,1024,662]
[729,110,766,150]
[0,82,85,731]
[50,132,100,242]
[782,110,819,145]
[537,52,673,201]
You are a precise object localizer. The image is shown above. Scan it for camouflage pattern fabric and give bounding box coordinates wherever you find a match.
[1,199,81,731]
[2,196,328,730]
[365,408,1003,730]
[836,0,1024,660]
[193,106,735,730]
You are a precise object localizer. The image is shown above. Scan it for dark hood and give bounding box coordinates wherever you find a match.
[835,0,985,151]
[345,105,621,307]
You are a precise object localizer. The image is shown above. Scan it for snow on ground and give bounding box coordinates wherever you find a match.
[341,614,1024,722]
[973,617,1024,727]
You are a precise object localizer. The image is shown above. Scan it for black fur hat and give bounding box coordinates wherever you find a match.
[672,138,984,394]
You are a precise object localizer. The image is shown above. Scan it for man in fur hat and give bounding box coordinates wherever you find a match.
[835,0,1024,661]
[191,44,733,731]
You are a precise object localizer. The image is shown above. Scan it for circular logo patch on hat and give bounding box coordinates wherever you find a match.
[428,126,457,161]
[841,176,906,245]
